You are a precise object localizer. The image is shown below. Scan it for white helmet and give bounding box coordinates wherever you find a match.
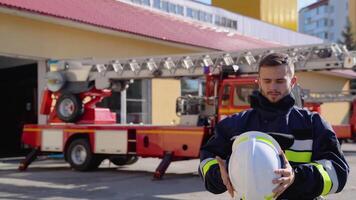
[228,131,283,200]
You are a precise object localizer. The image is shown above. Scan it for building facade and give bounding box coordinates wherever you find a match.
[299,0,349,42]
[211,0,298,31]
[120,0,320,46]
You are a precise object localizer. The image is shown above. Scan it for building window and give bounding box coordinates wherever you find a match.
[329,19,334,27]
[221,17,227,26]
[324,32,328,39]
[198,11,204,21]
[191,9,198,19]
[232,20,237,29]
[142,0,150,6]
[329,5,334,13]
[215,15,221,25]
[329,32,334,40]
[206,13,213,23]
[186,8,193,17]
[162,1,169,12]
[126,80,150,124]
[324,18,328,27]
[177,5,184,15]
[153,0,160,9]
[169,3,176,14]
[305,17,311,25]
[316,7,319,15]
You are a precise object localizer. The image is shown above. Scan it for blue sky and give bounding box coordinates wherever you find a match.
[196,0,317,11]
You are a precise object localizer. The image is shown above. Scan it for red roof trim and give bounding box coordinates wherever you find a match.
[0,0,281,51]
[305,0,328,10]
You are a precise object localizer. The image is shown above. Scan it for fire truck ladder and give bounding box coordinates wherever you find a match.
[47,43,356,91]
[303,90,356,103]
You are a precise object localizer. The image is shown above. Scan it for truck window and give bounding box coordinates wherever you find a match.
[233,84,256,106]
[221,85,231,106]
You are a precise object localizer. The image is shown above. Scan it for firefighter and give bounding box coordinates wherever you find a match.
[199,53,349,199]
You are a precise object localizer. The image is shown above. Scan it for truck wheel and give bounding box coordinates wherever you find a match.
[110,155,138,166]
[66,139,102,171]
[56,93,83,122]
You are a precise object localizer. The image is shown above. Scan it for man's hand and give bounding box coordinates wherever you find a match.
[272,151,295,198]
[216,156,235,198]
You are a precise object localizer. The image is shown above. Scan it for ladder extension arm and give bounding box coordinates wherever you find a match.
[48,43,356,90]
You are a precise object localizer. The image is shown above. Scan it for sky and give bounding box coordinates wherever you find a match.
[196,0,317,11]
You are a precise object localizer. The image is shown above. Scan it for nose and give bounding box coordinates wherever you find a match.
[269,82,277,90]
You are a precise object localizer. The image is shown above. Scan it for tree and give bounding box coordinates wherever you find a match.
[338,20,356,50]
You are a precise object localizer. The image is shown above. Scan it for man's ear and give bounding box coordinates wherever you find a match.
[291,76,297,87]
[257,77,261,88]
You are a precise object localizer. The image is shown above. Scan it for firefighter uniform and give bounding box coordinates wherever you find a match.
[199,92,349,200]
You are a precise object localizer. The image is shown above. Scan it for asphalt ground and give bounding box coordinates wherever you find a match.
[0,143,355,200]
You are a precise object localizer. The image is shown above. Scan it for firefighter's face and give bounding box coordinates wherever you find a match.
[258,65,296,103]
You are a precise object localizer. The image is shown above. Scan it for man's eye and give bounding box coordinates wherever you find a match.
[276,80,285,83]
[264,80,271,83]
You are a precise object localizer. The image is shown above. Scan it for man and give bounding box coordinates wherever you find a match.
[199,53,349,199]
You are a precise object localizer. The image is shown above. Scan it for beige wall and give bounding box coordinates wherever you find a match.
[151,79,181,125]
[0,12,207,125]
[297,72,350,124]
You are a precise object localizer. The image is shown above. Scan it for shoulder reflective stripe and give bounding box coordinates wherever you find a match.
[316,160,339,194]
[200,158,218,177]
[311,163,332,196]
[285,150,312,163]
[290,139,313,151]
[256,136,275,149]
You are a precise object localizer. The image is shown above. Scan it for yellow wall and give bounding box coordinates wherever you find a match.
[152,79,181,125]
[296,72,350,124]
[0,12,206,125]
[0,12,202,59]
[212,0,297,31]
[212,0,261,19]
[349,0,356,35]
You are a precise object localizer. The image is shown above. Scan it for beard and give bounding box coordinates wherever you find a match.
[261,90,289,103]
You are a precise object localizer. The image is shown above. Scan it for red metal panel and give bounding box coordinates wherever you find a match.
[22,125,42,148]
[332,125,352,139]
[136,127,206,158]
[0,0,281,51]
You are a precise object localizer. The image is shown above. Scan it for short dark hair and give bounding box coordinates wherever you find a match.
[258,52,294,76]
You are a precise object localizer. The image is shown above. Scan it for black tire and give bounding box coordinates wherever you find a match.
[56,93,84,122]
[66,139,102,171]
[109,155,138,166]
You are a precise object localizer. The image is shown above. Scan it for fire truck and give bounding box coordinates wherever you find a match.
[19,43,356,178]
[303,90,356,142]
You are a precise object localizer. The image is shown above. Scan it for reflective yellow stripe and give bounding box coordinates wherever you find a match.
[256,136,274,149]
[285,150,312,163]
[264,193,274,200]
[311,163,332,196]
[235,136,248,146]
[203,159,218,176]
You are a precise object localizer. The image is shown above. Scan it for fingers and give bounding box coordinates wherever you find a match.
[225,180,234,198]
[215,156,234,198]
[272,181,289,198]
[272,176,289,185]
[274,168,293,177]
[215,156,224,167]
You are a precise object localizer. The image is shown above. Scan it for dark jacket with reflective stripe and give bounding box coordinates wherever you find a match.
[200,92,349,200]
